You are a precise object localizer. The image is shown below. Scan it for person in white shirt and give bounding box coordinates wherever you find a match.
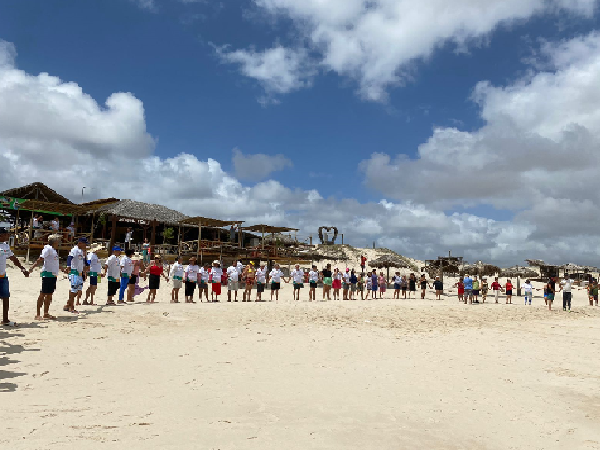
[211,260,223,302]
[227,264,239,302]
[0,227,29,327]
[198,263,210,302]
[51,218,59,231]
[119,249,135,303]
[393,271,402,299]
[308,265,320,302]
[102,246,122,305]
[255,263,267,302]
[32,216,39,229]
[169,255,186,303]
[182,256,199,303]
[29,233,62,320]
[268,264,285,302]
[522,279,534,305]
[125,228,133,251]
[65,237,88,313]
[83,244,103,305]
[289,264,305,301]
[342,268,351,300]
[559,276,574,311]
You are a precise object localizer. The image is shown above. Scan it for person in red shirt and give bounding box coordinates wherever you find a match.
[490,277,503,304]
[360,255,366,272]
[505,279,514,304]
[454,278,465,303]
[146,256,168,303]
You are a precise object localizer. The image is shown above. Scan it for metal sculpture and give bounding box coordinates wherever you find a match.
[318,226,339,245]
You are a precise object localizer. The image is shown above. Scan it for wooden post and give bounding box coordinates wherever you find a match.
[150,220,156,259]
[341,234,344,245]
[177,225,182,256]
[196,220,202,259]
[238,225,242,249]
[26,210,34,262]
[90,213,95,243]
[108,214,117,256]
[309,235,312,246]
[386,266,390,286]
[261,226,265,251]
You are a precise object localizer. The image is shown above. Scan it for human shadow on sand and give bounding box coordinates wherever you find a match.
[0,329,41,392]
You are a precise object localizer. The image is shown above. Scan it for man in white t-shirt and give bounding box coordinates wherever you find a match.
[65,237,88,313]
[523,279,534,305]
[269,264,284,302]
[559,276,573,311]
[84,244,103,305]
[29,234,62,320]
[102,246,122,305]
[289,264,305,301]
[308,265,319,302]
[0,227,30,327]
[255,263,267,302]
[227,263,239,302]
[198,263,210,302]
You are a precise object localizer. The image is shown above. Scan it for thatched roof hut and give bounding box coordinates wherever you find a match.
[1,182,73,204]
[369,255,411,282]
[94,199,188,225]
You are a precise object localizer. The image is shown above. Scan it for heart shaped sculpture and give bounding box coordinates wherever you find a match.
[318,226,339,244]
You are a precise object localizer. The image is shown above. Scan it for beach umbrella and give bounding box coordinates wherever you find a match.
[368,255,409,284]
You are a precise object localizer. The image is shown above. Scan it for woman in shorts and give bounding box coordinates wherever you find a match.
[342,269,350,300]
[146,256,168,303]
[419,274,427,299]
[472,276,480,303]
[408,273,416,299]
[308,265,319,301]
[349,269,357,300]
[378,272,386,298]
[243,264,254,302]
[357,273,364,300]
[169,255,186,303]
[198,263,210,302]
[454,277,464,302]
[544,279,555,311]
[400,275,407,298]
[370,270,378,299]
[505,279,513,304]
[332,268,342,300]
[321,264,332,301]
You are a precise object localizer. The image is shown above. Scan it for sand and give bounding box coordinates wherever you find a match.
[2,263,600,450]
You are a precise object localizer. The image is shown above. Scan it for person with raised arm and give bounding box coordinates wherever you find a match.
[0,227,29,327]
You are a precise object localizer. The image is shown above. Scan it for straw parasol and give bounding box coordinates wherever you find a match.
[369,255,410,283]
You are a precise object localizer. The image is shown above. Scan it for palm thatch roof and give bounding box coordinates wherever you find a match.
[94,199,188,225]
[1,182,73,204]
[463,261,502,276]
[369,255,410,269]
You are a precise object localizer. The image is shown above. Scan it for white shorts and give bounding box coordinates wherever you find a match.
[227,280,238,291]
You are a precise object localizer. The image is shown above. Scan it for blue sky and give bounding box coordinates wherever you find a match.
[2,0,600,265]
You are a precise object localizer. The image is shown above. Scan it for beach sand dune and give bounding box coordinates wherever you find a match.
[2,265,600,449]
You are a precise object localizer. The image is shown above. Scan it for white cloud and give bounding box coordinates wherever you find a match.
[216,45,314,99]
[2,37,600,266]
[232,148,292,181]
[131,0,157,12]
[221,0,597,101]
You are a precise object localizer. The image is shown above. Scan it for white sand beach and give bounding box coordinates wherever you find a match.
[2,263,600,450]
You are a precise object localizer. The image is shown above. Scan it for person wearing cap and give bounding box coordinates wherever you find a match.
[268,264,284,302]
[255,263,267,302]
[242,264,255,302]
[102,246,122,305]
[29,234,62,320]
[210,260,223,302]
[169,255,186,303]
[430,275,443,300]
[342,268,350,300]
[146,255,168,303]
[118,249,134,304]
[0,227,29,327]
[308,265,319,301]
[64,236,88,313]
[198,263,210,302]
[227,262,239,302]
[83,243,103,305]
[289,264,304,301]
[181,256,198,303]
[393,271,402,299]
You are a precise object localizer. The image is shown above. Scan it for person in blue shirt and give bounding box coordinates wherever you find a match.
[463,274,473,304]
[349,270,358,300]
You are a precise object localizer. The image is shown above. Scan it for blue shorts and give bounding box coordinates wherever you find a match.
[372,285,378,291]
[89,274,98,286]
[394,283,401,290]
[69,274,83,293]
[0,277,9,298]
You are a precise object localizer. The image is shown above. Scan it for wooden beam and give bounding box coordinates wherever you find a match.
[108,214,117,256]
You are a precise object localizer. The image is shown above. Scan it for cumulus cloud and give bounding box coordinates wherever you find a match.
[232,148,293,182]
[219,0,597,101]
[2,37,599,266]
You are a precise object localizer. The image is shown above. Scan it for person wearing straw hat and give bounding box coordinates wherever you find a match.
[29,234,62,320]
[182,256,198,303]
[102,246,122,305]
[0,227,30,327]
[118,249,134,304]
[226,262,239,302]
[83,243,103,305]
[254,262,267,302]
[198,263,210,302]
[211,260,223,302]
[268,263,284,302]
[64,236,88,314]
[169,255,186,303]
